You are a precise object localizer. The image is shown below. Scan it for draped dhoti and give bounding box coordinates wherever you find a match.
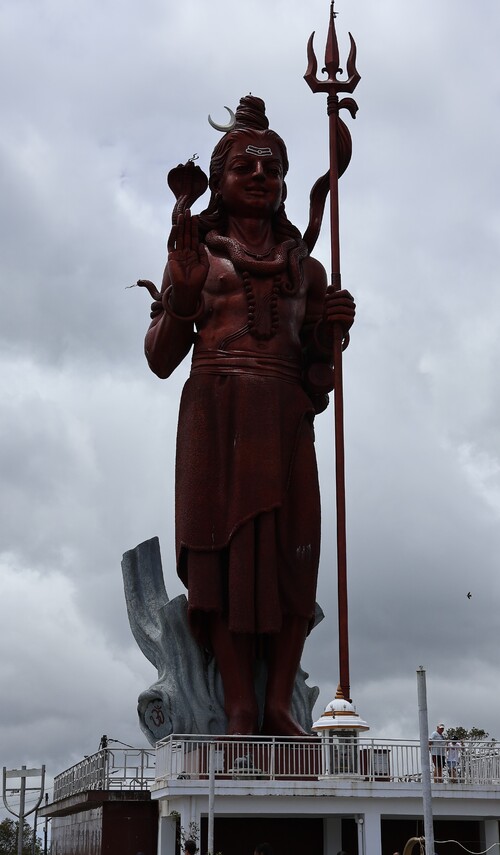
[175,349,321,646]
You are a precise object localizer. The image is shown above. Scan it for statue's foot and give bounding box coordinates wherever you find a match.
[261,708,310,737]
[226,709,259,736]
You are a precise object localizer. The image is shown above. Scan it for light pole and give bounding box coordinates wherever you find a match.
[2,765,46,855]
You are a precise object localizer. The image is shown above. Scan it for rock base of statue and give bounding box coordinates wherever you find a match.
[122,537,322,743]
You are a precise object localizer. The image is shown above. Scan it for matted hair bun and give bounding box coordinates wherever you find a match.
[234,95,269,131]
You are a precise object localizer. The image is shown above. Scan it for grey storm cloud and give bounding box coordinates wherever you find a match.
[1,0,500,806]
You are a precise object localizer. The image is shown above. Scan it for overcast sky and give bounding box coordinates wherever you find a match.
[1,0,500,809]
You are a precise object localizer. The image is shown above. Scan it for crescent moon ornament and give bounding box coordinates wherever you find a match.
[208,106,236,133]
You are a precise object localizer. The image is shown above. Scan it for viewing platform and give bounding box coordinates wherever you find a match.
[154,733,500,788]
[41,739,500,855]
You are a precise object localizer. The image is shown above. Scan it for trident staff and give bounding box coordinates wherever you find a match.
[304,1,360,701]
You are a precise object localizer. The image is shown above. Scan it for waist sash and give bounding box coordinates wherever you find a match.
[191,349,302,383]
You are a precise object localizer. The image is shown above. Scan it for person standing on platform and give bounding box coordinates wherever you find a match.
[429,723,446,782]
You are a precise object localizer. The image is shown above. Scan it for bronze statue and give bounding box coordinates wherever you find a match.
[140,95,355,736]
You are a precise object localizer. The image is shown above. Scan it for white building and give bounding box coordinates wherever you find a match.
[153,731,500,855]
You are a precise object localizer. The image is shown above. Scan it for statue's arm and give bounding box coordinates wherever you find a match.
[302,257,356,358]
[144,212,209,379]
[301,257,356,412]
[301,256,330,359]
[144,263,197,379]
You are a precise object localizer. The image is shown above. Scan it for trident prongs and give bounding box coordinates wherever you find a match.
[304,1,360,106]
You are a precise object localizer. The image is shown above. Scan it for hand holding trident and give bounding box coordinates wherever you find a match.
[304,2,360,702]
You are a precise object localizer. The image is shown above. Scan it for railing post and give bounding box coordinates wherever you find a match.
[207,742,215,855]
[103,749,109,790]
[270,737,275,780]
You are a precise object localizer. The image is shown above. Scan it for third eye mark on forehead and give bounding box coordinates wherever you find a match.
[245,144,273,157]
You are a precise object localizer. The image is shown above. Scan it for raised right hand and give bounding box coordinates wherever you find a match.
[165,210,209,315]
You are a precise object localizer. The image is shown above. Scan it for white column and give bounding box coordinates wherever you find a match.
[181,796,202,846]
[324,817,342,855]
[158,816,177,855]
[361,807,381,855]
[483,820,499,853]
[355,816,365,855]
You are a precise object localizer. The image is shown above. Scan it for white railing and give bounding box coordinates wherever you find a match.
[51,739,500,798]
[455,744,500,785]
[154,735,500,786]
[53,748,156,801]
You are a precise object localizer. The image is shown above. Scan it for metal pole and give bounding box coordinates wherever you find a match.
[327,74,350,702]
[304,1,360,703]
[43,794,49,855]
[32,807,38,855]
[207,742,215,855]
[416,667,435,855]
[17,766,26,855]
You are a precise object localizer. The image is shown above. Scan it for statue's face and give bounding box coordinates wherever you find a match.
[217,133,284,218]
